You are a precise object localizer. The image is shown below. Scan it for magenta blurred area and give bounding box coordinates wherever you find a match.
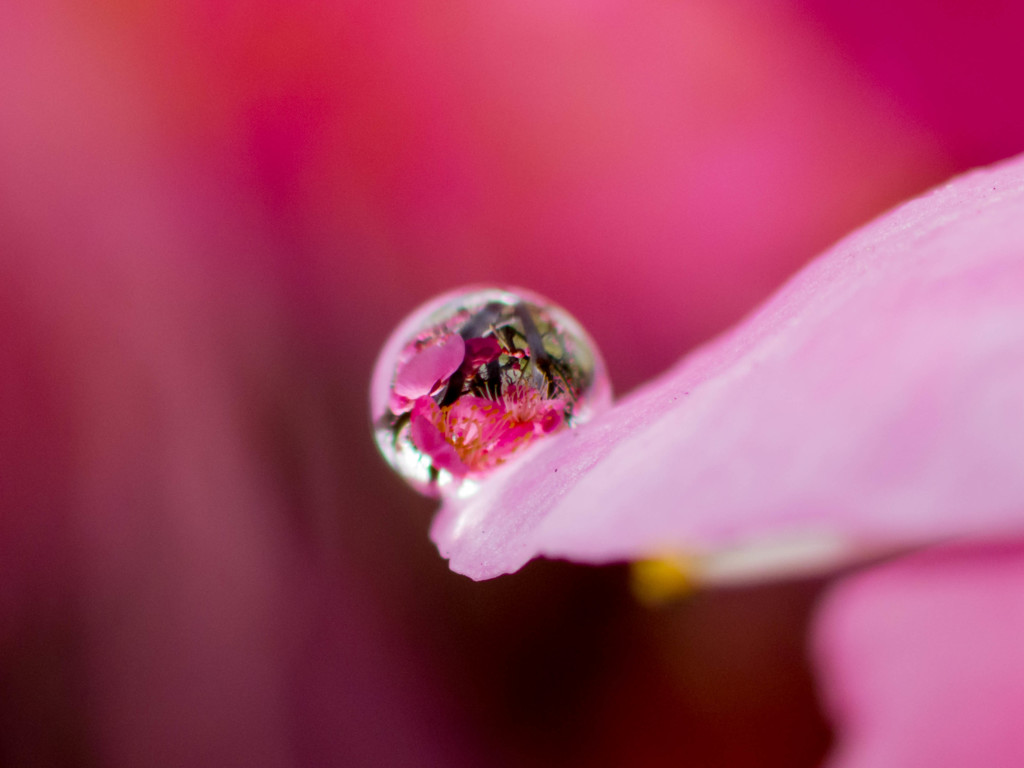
[0,1,1019,766]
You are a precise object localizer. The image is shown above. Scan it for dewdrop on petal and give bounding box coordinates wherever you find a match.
[370,286,612,498]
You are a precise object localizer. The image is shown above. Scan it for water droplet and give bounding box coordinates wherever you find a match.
[370,286,612,497]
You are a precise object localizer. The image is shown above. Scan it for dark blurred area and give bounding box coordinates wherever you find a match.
[2,0,1022,766]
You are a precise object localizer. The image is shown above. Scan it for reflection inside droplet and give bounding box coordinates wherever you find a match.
[370,286,612,498]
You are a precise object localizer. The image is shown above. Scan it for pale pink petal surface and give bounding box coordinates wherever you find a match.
[814,543,1024,768]
[432,154,1024,580]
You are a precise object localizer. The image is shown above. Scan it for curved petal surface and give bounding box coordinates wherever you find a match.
[814,542,1024,768]
[432,154,1024,580]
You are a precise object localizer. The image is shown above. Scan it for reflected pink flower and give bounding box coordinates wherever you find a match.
[390,332,466,411]
[410,396,473,477]
[410,385,564,476]
[460,337,503,371]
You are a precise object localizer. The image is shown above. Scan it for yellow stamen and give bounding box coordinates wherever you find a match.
[630,555,699,605]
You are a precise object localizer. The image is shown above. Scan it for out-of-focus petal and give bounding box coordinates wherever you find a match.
[432,154,1024,580]
[813,542,1024,768]
[798,0,1024,166]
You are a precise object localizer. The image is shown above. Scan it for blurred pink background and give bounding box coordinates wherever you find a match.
[2,1,1022,766]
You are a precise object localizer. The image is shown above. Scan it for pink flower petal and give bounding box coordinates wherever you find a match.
[392,333,466,400]
[813,542,1024,767]
[409,397,470,477]
[461,337,502,370]
[432,154,1024,580]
